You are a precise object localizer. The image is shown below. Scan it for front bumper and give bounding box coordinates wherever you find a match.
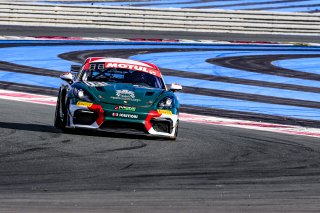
[68,102,178,137]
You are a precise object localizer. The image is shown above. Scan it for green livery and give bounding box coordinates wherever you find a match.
[54,57,182,140]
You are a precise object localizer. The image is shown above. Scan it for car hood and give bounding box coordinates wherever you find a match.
[87,83,164,107]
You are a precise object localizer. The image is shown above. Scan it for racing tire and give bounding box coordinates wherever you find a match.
[54,90,71,133]
[169,120,179,141]
[54,92,63,129]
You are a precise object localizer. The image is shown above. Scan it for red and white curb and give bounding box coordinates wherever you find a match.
[1,89,320,138]
[0,89,57,106]
[180,113,320,138]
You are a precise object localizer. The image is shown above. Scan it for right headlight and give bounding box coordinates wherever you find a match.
[157,96,174,109]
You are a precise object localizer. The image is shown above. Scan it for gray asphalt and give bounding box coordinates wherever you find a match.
[1,99,320,212]
[1,25,320,43]
[1,25,320,212]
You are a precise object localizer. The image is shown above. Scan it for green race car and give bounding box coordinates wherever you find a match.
[54,57,182,139]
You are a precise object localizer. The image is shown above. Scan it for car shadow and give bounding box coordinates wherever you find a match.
[68,128,168,141]
[0,121,169,141]
[0,121,59,133]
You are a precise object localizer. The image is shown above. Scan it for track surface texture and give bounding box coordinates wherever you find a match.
[1,26,320,212]
[1,99,320,212]
[1,25,320,43]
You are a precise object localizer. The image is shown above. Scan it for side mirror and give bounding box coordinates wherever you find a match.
[70,65,81,72]
[60,72,73,84]
[170,83,182,92]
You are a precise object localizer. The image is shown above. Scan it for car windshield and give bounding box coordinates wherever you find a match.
[82,66,164,89]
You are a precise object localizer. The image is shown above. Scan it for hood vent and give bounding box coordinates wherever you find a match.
[145,92,154,96]
[96,87,106,92]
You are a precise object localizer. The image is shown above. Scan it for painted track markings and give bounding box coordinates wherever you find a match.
[0,89,320,138]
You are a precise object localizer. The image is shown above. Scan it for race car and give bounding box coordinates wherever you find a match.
[54,57,182,139]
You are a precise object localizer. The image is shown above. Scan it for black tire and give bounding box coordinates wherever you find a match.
[54,90,70,133]
[54,91,63,129]
[170,120,179,140]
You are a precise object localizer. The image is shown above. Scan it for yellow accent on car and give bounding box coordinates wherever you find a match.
[157,109,172,115]
[76,101,93,107]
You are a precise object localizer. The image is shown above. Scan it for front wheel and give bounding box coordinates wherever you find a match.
[54,92,63,129]
[54,90,70,133]
[169,120,179,140]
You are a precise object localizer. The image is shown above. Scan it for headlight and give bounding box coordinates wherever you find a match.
[73,88,92,102]
[78,90,85,99]
[157,97,174,109]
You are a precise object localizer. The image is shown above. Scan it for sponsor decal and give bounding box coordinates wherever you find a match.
[111,89,141,102]
[157,109,173,115]
[93,82,109,87]
[105,63,158,76]
[84,81,109,87]
[76,101,93,107]
[116,89,135,99]
[112,112,138,119]
[115,106,136,112]
[86,62,160,77]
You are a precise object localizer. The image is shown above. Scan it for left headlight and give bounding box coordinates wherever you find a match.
[73,88,93,102]
[157,96,174,109]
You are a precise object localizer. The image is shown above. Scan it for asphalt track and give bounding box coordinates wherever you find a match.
[1,25,320,43]
[1,99,320,212]
[1,26,320,212]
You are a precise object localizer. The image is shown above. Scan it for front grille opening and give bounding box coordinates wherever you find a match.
[73,110,98,125]
[101,121,146,132]
[151,119,173,134]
